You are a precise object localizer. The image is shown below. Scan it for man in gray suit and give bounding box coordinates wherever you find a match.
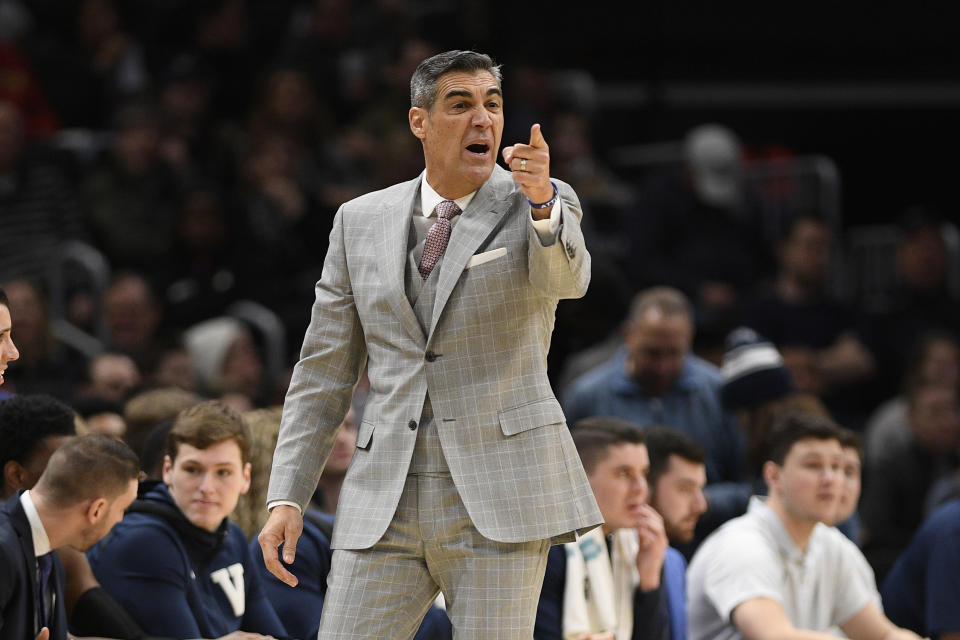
[258,50,603,639]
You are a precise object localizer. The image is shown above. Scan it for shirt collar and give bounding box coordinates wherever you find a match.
[420,174,476,218]
[747,495,816,564]
[20,490,52,556]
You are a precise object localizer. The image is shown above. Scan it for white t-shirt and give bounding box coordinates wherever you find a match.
[687,496,872,640]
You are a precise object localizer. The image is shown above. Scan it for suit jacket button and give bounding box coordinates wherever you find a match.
[408,419,418,430]
[425,350,439,362]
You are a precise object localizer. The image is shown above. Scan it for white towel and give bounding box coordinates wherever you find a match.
[562,527,639,640]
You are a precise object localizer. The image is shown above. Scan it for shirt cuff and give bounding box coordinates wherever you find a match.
[530,199,562,246]
[267,499,303,514]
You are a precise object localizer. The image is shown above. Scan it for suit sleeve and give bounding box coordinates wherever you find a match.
[267,205,369,509]
[534,546,566,640]
[527,180,591,301]
[633,584,671,640]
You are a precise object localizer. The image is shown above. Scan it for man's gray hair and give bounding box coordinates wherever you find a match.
[410,50,502,109]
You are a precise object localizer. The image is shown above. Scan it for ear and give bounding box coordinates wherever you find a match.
[161,455,173,486]
[86,497,108,524]
[3,460,25,493]
[762,460,780,493]
[239,462,252,495]
[409,107,427,140]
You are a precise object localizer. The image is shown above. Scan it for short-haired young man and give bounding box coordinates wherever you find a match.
[687,413,923,640]
[0,394,76,500]
[1,434,140,640]
[535,416,670,640]
[88,401,286,640]
[644,426,709,640]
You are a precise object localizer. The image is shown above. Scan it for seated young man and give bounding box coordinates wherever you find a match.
[644,425,709,640]
[687,413,923,640]
[88,401,286,640]
[535,416,670,640]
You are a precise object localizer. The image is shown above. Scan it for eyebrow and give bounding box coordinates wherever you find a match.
[443,87,502,101]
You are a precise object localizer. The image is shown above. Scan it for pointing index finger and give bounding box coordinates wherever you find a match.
[529,123,547,148]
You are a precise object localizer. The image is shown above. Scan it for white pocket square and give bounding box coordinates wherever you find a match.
[465,247,507,269]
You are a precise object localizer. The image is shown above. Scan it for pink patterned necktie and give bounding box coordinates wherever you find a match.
[418,200,461,279]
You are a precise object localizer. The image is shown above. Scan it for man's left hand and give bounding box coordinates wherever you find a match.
[503,124,554,218]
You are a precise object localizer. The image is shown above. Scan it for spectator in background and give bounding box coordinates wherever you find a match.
[82,98,178,276]
[687,414,921,640]
[742,213,875,429]
[72,394,127,441]
[861,378,960,582]
[0,100,86,285]
[626,124,771,359]
[157,182,241,329]
[535,417,670,640]
[864,329,960,465]
[880,497,960,640]
[88,401,287,639]
[122,386,203,464]
[183,316,265,408]
[102,271,163,365]
[865,209,960,402]
[140,334,197,393]
[563,287,744,492]
[644,425,709,640]
[83,351,140,403]
[0,279,86,399]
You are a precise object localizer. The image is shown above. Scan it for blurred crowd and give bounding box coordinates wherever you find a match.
[2,0,960,638]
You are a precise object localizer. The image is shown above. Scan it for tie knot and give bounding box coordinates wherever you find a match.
[435,200,460,220]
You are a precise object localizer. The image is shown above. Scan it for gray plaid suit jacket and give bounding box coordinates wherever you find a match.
[267,165,603,549]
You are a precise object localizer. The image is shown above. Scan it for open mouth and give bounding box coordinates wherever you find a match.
[466,143,489,155]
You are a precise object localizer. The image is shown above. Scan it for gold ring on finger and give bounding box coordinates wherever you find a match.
[520,158,527,171]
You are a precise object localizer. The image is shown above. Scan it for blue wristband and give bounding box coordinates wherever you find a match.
[528,181,559,209]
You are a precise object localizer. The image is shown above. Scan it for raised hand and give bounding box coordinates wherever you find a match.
[502,124,554,212]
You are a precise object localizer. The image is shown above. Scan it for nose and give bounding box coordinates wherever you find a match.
[693,489,708,515]
[471,105,492,128]
[2,337,17,362]
[632,475,649,500]
[198,471,216,494]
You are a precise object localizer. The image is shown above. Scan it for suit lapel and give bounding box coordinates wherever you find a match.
[7,497,41,623]
[431,169,512,337]
[376,176,427,346]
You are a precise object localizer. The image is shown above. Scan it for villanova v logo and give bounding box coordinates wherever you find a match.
[210,563,245,616]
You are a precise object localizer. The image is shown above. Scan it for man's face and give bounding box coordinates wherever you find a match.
[587,443,650,535]
[163,440,251,532]
[409,70,503,199]
[2,435,71,499]
[0,304,19,384]
[780,219,829,289]
[77,478,138,551]
[650,455,708,544]
[909,386,960,452]
[624,311,692,396]
[768,437,843,527]
[834,446,861,525]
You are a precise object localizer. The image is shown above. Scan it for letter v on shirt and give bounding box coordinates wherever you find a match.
[210,563,246,616]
